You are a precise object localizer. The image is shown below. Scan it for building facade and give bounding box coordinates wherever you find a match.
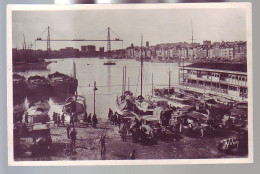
[179,63,248,101]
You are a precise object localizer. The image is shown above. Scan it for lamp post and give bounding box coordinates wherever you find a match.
[93,81,98,116]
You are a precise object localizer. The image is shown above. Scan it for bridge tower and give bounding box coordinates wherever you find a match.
[47,26,51,56]
[107,27,111,58]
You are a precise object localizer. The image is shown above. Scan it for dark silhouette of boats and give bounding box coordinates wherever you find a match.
[13,74,29,97]
[13,60,51,70]
[27,75,52,95]
[103,59,116,65]
[47,71,78,94]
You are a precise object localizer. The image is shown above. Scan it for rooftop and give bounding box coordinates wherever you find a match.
[186,63,247,73]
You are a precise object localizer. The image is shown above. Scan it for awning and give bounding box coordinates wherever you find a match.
[121,111,137,117]
[180,105,195,112]
[187,111,207,120]
[230,108,248,116]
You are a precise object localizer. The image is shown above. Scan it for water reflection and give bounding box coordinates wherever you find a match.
[13,58,180,121]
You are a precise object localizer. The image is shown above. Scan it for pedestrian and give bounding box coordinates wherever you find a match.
[129,149,136,160]
[74,114,78,126]
[52,112,55,121]
[100,135,106,156]
[70,115,73,126]
[57,114,61,127]
[118,114,122,129]
[54,113,58,126]
[92,114,98,128]
[61,113,65,126]
[113,113,117,125]
[87,113,92,124]
[126,120,131,134]
[108,108,113,121]
[25,113,28,123]
[66,124,71,139]
[121,123,127,142]
[83,112,88,122]
[70,128,77,149]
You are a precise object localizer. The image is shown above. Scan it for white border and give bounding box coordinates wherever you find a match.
[7,2,253,166]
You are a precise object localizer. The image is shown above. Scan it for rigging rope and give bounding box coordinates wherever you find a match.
[36,27,48,39]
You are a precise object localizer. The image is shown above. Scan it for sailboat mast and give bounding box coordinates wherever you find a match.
[122,66,124,95]
[141,34,143,97]
[169,67,171,93]
[152,73,153,97]
[124,65,127,92]
[73,60,78,97]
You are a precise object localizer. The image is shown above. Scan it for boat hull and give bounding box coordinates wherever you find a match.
[47,72,78,95]
[49,80,78,94]
[13,81,29,98]
[104,62,116,65]
[27,76,53,96]
[13,62,51,70]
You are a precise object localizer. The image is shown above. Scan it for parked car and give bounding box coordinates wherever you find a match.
[31,124,52,155]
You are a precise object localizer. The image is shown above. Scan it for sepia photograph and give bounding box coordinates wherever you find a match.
[7,3,252,165]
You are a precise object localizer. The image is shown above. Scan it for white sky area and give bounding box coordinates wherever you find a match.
[12,8,246,51]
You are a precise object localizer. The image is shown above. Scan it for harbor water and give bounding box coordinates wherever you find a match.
[14,58,180,121]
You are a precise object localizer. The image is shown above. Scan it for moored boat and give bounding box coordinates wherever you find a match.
[47,71,78,94]
[27,75,52,95]
[25,99,50,125]
[62,95,87,120]
[13,61,51,70]
[13,73,29,97]
[62,60,87,120]
[103,59,116,65]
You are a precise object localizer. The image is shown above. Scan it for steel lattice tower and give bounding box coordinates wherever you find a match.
[47,26,51,56]
[107,27,111,58]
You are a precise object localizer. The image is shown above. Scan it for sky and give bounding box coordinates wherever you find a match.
[12,7,247,51]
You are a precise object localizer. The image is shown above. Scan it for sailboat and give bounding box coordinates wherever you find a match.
[62,60,87,120]
[116,35,155,117]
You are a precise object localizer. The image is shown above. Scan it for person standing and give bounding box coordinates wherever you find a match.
[83,112,88,122]
[52,112,55,121]
[25,113,28,123]
[113,113,117,125]
[100,135,106,157]
[108,108,113,121]
[57,114,61,127]
[61,113,65,126]
[129,149,136,160]
[70,128,77,149]
[54,113,57,126]
[92,114,98,128]
[87,113,92,124]
[121,123,127,142]
[66,124,71,139]
[117,113,122,129]
[74,113,78,126]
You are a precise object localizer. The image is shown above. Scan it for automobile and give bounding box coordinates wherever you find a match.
[31,124,52,155]
[169,111,183,133]
[234,101,248,110]
[222,107,248,129]
[140,116,161,139]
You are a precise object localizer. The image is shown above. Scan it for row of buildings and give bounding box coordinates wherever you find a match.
[12,40,247,62]
[125,40,247,62]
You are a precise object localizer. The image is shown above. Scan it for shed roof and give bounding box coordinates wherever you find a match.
[186,63,247,73]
